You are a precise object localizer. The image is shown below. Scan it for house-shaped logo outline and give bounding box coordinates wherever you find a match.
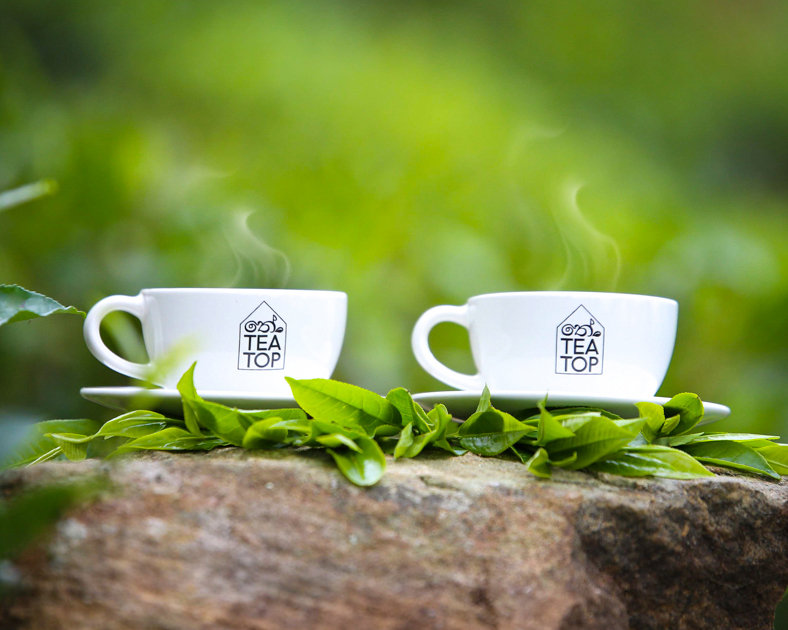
[555,305,604,375]
[238,301,287,371]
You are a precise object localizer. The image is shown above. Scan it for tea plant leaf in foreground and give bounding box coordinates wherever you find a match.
[9,362,786,488]
[394,404,453,459]
[535,401,576,445]
[178,364,246,444]
[683,433,780,444]
[523,448,551,478]
[242,417,288,449]
[112,427,227,456]
[46,434,91,462]
[754,444,788,475]
[475,386,492,414]
[386,387,431,433]
[327,437,386,486]
[457,404,534,456]
[663,393,705,436]
[1,419,101,469]
[542,416,646,470]
[544,407,622,420]
[511,447,578,478]
[45,411,174,444]
[636,402,671,443]
[316,433,362,451]
[680,441,780,479]
[287,377,399,435]
[0,285,84,327]
[590,445,713,479]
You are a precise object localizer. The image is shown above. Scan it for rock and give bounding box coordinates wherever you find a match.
[1,449,787,630]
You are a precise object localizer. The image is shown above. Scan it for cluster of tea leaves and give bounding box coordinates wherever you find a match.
[2,285,788,486]
[4,363,788,486]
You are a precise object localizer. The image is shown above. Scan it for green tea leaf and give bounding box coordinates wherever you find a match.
[542,410,611,433]
[636,401,666,443]
[178,364,247,445]
[394,422,415,458]
[524,448,551,478]
[97,410,173,439]
[459,406,529,436]
[513,446,577,470]
[663,393,705,436]
[2,419,101,469]
[327,437,386,486]
[536,401,575,445]
[86,436,128,459]
[179,364,297,439]
[684,432,780,444]
[36,411,178,462]
[427,404,453,436]
[396,429,435,459]
[316,433,362,451]
[285,418,365,446]
[238,408,306,428]
[544,416,642,469]
[614,417,649,434]
[47,434,90,462]
[49,411,174,444]
[394,404,455,459]
[286,377,398,435]
[661,413,681,434]
[550,452,578,468]
[755,444,788,475]
[736,439,782,449]
[434,438,467,456]
[112,427,227,455]
[681,441,780,479]
[457,407,533,456]
[654,433,704,447]
[590,445,713,479]
[178,363,210,436]
[0,285,84,327]
[242,417,287,449]
[386,387,431,432]
[537,407,622,420]
[476,385,492,414]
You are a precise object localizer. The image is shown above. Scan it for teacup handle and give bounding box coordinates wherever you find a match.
[84,294,151,381]
[411,304,485,391]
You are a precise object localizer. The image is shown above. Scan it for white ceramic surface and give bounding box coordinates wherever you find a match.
[81,386,297,415]
[84,288,347,395]
[412,390,730,425]
[412,291,678,398]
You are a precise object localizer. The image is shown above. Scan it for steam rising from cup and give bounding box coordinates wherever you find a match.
[224,210,291,289]
[552,181,621,291]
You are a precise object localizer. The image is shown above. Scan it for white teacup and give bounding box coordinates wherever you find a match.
[412,291,678,398]
[84,288,347,394]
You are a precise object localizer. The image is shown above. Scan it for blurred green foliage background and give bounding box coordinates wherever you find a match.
[1,0,788,442]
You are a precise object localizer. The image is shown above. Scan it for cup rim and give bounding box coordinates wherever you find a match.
[467,291,677,306]
[139,288,347,298]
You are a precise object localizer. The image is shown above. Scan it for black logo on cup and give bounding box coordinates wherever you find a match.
[238,302,286,370]
[556,305,604,375]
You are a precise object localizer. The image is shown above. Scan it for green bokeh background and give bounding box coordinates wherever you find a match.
[2,1,788,623]
[2,1,787,432]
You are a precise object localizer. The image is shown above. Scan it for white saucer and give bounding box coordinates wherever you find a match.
[412,390,730,425]
[81,386,297,415]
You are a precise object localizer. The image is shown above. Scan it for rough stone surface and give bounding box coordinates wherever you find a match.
[1,449,787,630]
